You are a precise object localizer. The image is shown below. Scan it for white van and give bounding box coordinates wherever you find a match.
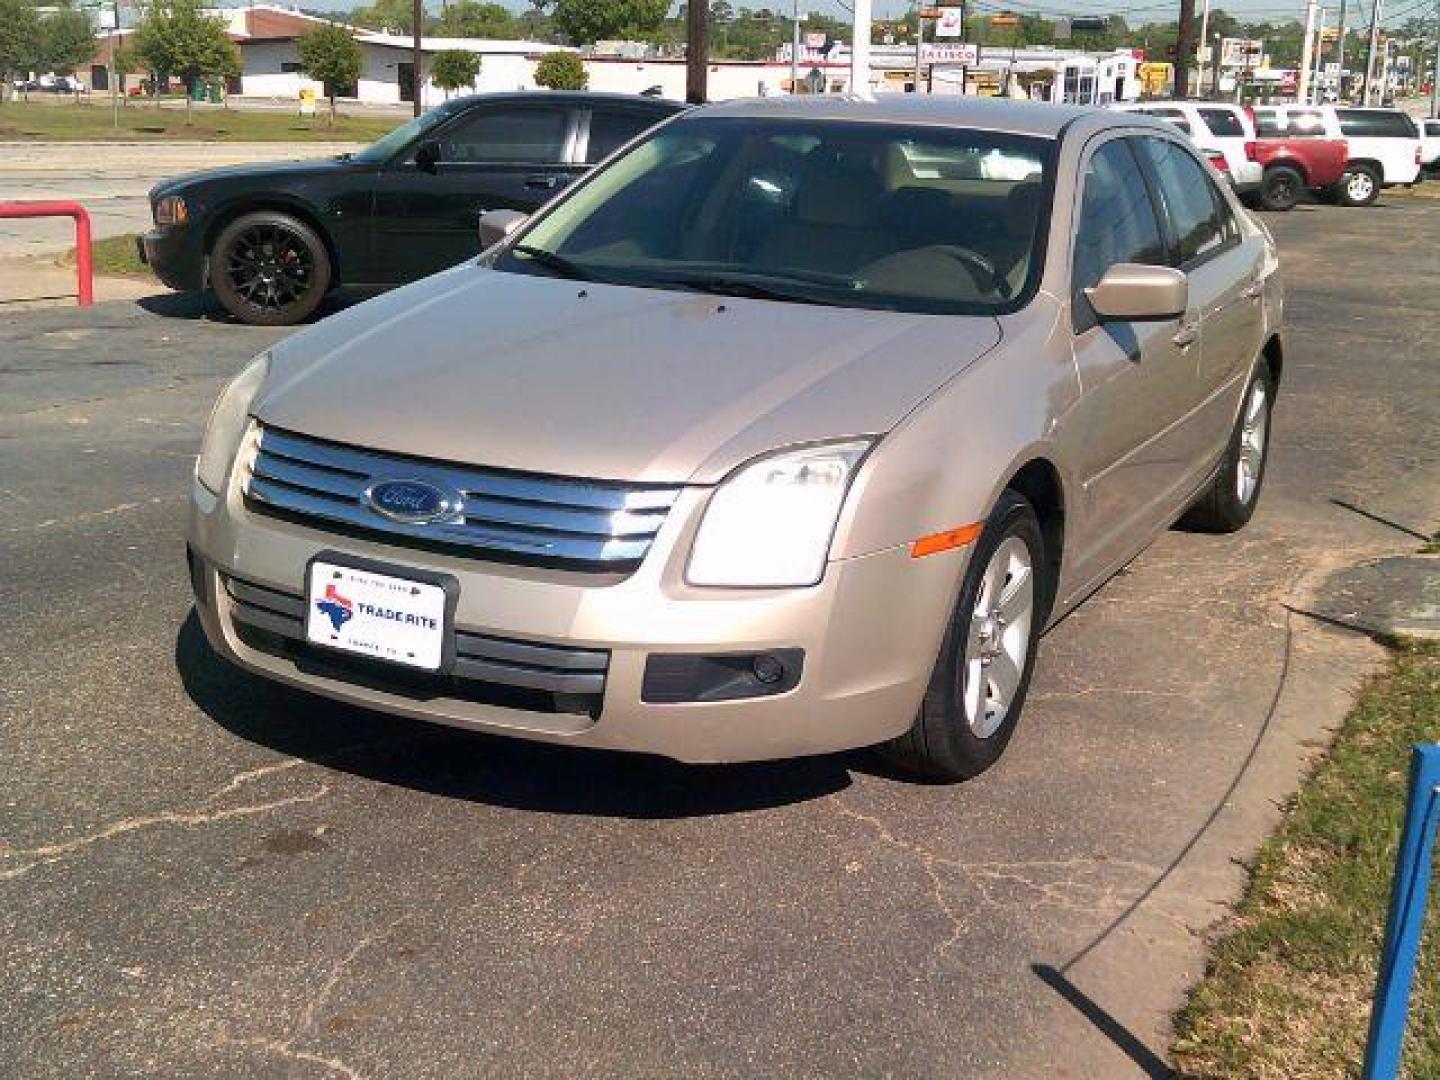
[1254,105,1422,205]
[1110,101,1262,194]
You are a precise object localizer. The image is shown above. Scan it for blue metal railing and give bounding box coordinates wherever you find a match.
[1362,744,1440,1080]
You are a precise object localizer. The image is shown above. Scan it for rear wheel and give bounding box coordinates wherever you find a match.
[1335,163,1381,207]
[210,210,331,326]
[1182,365,1274,533]
[880,490,1046,782]
[1257,165,1304,211]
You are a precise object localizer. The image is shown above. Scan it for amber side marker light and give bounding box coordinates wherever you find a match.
[910,522,983,558]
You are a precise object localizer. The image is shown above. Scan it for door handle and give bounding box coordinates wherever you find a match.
[1172,321,1200,348]
[1242,280,1264,302]
[524,175,559,190]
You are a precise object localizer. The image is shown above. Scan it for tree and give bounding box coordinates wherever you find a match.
[0,0,42,101]
[429,48,480,98]
[436,1,519,39]
[296,23,362,122]
[134,0,241,120]
[351,0,424,35]
[534,49,587,89]
[40,2,96,100]
[548,0,667,46]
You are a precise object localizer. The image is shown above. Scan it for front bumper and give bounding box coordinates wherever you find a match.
[1231,160,1263,193]
[139,224,205,292]
[187,468,966,764]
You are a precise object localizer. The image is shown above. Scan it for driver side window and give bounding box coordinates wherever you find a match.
[1072,138,1166,325]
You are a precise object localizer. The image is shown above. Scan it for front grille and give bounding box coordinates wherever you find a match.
[224,574,609,715]
[243,425,682,570]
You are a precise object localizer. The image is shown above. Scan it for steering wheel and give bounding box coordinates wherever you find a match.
[930,245,1011,299]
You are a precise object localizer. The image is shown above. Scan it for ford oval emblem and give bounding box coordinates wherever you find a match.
[364,479,463,525]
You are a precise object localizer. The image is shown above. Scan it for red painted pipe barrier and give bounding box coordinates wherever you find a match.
[0,200,93,306]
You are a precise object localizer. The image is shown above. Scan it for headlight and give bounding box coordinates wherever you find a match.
[196,352,269,494]
[153,195,187,226]
[686,440,871,588]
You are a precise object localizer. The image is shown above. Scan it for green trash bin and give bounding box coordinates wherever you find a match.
[208,81,222,103]
[189,80,205,102]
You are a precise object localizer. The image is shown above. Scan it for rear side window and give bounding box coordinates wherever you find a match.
[1197,108,1245,138]
[435,106,571,163]
[1335,110,1418,139]
[1135,137,1229,266]
[1426,121,1440,137]
[1286,109,1328,136]
[1145,108,1192,136]
[1254,110,1285,137]
[1072,139,1166,305]
[586,108,665,164]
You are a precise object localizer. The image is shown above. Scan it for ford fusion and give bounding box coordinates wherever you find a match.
[187,96,1283,780]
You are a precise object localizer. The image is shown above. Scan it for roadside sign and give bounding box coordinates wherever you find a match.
[804,32,826,49]
[1324,61,1341,78]
[935,7,964,38]
[923,42,978,65]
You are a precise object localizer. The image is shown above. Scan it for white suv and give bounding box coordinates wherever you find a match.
[1254,105,1422,205]
[1420,118,1440,175]
[1111,101,1262,193]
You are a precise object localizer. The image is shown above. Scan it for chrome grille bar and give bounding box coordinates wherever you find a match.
[243,425,682,567]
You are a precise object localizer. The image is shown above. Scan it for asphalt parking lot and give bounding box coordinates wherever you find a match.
[3,200,1438,1078]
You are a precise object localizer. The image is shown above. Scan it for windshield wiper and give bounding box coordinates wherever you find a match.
[653,272,846,307]
[510,244,594,282]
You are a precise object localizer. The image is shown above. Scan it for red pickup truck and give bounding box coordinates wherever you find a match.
[1236,109,1350,211]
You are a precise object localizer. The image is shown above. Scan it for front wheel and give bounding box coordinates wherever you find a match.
[1258,165,1304,211]
[210,210,332,326]
[1182,366,1274,533]
[880,490,1047,782]
[1336,163,1381,207]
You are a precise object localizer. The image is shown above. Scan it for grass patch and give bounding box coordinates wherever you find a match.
[0,100,399,142]
[61,233,150,279]
[1173,643,1440,1078]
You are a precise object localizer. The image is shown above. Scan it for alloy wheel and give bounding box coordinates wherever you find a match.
[224,222,315,313]
[960,536,1035,738]
[1346,170,1375,203]
[1235,379,1269,504]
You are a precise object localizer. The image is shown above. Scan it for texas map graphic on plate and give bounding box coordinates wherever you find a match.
[315,582,353,633]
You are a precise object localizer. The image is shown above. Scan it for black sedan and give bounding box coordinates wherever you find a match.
[140,92,685,324]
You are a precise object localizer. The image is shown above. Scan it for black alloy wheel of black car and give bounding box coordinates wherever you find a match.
[210,210,332,326]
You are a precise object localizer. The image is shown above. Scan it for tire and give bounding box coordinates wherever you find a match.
[1257,165,1304,211]
[880,490,1047,782]
[1335,163,1381,207]
[1181,365,1275,533]
[210,210,331,326]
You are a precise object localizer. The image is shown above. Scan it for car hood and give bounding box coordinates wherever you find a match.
[254,263,1003,485]
[151,157,352,199]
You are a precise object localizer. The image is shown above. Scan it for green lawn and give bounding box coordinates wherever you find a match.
[1173,643,1440,1079]
[0,100,400,142]
[67,233,150,279]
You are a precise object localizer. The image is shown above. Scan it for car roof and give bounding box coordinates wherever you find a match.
[690,94,1107,139]
[442,91,686,112]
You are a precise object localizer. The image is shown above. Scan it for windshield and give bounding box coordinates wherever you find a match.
[352,106,455,164]
[494,117,1053,316]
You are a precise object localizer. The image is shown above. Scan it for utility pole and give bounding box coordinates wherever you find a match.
[1431,0,1439,117]
[1299,0,1317,103]
[1196,0,1212,98]
[1363,0,1383,104]
[913,2,924,92]
[1335,0,1347,80]
[411,0,423,117]
[851,0,873,97]
[687,0,709,102]
[790,0,800,94]
[1175,0,1195,98]
[1311,6,1328,103]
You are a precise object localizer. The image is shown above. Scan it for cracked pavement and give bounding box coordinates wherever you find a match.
[3,201,1438,1077]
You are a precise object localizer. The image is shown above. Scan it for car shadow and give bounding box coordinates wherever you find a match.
[174,611,857,818]
[137,287,376,324]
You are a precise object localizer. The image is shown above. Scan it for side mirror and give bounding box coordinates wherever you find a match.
[478,209,528,249]
[1085,263,1188,322]
[414,139,441,173]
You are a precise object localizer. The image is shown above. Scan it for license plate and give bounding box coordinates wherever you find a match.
[305,560,447,671]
